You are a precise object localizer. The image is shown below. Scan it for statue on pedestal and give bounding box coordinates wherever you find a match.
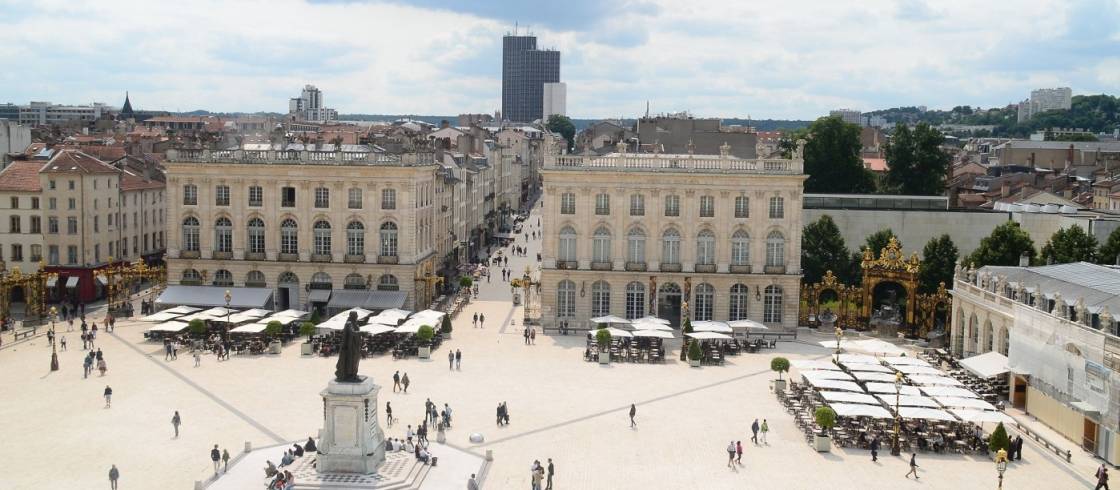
[335,312,362,383]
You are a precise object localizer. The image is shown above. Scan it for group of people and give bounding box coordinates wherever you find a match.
[83,348,108,378]
[391,370,411,393]
[260,438,315,488]
[529,458,554,490]
[496,402,511,426]
[472,312,486,328]
[523,326,537,345]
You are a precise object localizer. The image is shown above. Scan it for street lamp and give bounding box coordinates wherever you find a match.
[224,289,232,341]
[834,326,843,364]
[49,306,59,371]
[891,371,903,456]
[996,448,1008,489]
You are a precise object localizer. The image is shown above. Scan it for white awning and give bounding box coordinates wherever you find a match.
[850,371,900,383]
[46,276,57,288]
[727,319,767,330]
[949,409,1015,424]
[632,329,674,339]
[65,276,79,288]
[630,319,674,331]
[685,331,732,340]
[96,274,108,286]
[230,323,268,334]
[877,394,940,408]
[360,324,398,336]
[830,403,894,419]
[845,363,895,373]
[790,359,843,371]
[802,370,855,381]
[819,391,880,405]
[199,307,239,317]
[865,383,923,395]
[308,289,332,303]
[919,386,978,398]
[146,321,188,333]
[804,378,865,392]
[633,315,670,325]
[934,396,998,411]
[1072,400,1100,414]
[141,311,183,322]
[898,407,956,421]
[894,365,944,376]
[163,306,202,315]
[590,315,630,325]
[600,327,633,338]
[370,308,411,324]
[838,354,881,364]
[959,351,1010,379]
[907,374,964,386]
[690,321,732,333]
[882,356,932,367]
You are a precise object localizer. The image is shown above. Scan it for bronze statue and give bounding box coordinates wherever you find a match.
[334,312,362,383]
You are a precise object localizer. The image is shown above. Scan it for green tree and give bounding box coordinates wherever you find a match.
[299,321,317,340]
[687,340,704,362]
[440,314,452,334]
[265,320,283,337]
[416,325,435,344]
[596,328,611,349]
[1099,227,1120,266]
[967,221,1036,268]
[989,422,1010,453]
[884,123,951,195]
[801,215,852,283]
[770,357,790,380]
[546,115,576,152]
[188,319,208,336]
[1040,225,1098,264]
[919,235,959,293]
[814,406,837,436]
[792,117,876,193]
[864,229,900,257]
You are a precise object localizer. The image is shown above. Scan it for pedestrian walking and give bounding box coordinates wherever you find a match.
[172,410,182,438]
[760,419,769,444]
[108,464,119,490]
[530,327,536,344]
[386,401,394,427]
[905,453,919,479]
[736,441,743,464]
[84,354,93,379]
[455,349,462,370]
[1097,465,1111,490]
[210,445,221,474]
[60,336,67,351]
[870,437,880,462]
[98,358,107,376]
[751,419,760,444]
[726,441,736,467]
[194,351,201,367]
[393,371,401,392]
[479,313,485,328]
[103,385,113,408]
[629,404,637,428]
[222,449,230,473]
[402,372,410,393]
[523,327,530,345]
[473,313,478,328]
[546,458,554,490]
[468,473,479,490]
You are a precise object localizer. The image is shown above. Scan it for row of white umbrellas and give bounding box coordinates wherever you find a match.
[590,316,768,334]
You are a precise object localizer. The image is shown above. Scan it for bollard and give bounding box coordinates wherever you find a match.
[245,441,252,453]
[486,449,493,461]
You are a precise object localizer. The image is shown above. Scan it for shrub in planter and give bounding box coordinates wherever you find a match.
[188,319,207,337]
[265,320,283,337]
[989,422,1010,454]
[688,339,703,362]
[682,318,693,334]
[771,357,790,380]
[417,325,436,345]
[310,310,322,325]
[440,315,452,335]
[459,277,473,289]
[299,321,317,340]
[595,328,611,349]
[814,406,837,436]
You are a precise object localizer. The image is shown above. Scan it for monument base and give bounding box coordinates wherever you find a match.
[317,376,386,475]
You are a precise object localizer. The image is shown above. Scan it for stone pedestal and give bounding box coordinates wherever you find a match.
[317,376,386,474]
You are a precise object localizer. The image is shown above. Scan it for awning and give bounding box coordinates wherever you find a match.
[46,276,57,288]
[850,371,899,383]
[838,354,881,365]
[894,365,944,376]
[1072,400,1100,414]
[949,409,1015,425]
[882,356,931,367]
[141,311,183,322]
[631,329,674,339]
[308,289,332,303]
[830,403,894,419]
[327,290,407,310]
[690,321,732,333]
[898,407,956,421]
[803,378,865,392]
[360,324,397,336]
[685,331,732,340]
[802,370,855,381]
[155,286,273,309]
[934,396,998,411]
[877,394,940,408]
[65,276,79,288]
[96,275,108,286]
[845,363,894,373]
[919,386,978,398]
[865,383,923,395]
[146,321,188,333]
[907,374,964,386]
[790,359,843,371]
[958,351,1010,379]
[230,323,268,334]
[819,391,880,405]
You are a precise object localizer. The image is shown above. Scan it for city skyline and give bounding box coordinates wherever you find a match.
[1,0,1118,120]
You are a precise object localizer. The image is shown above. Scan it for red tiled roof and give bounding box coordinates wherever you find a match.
[120,172,165,191]
[0,160,45,192]
[42,149,118,174]
[863,157,888,172]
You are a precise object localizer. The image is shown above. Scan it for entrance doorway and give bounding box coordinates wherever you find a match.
[278,272,299,310]
[657,282,682,328]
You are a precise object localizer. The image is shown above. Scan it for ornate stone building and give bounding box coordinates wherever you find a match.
[538,142,806,330]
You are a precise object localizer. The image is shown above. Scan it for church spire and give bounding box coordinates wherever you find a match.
[121,91,134,117]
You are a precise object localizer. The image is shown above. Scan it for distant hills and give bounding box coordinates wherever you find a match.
[866,94,1120,137]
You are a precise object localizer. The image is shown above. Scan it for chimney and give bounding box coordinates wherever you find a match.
[1001,181,1010,198]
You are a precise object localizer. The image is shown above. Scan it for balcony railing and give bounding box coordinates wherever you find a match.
[180,250,200,259]
[625,262,647,272]
[729,264,752,274]
[212,251,233,260]
[344,254,365,264]
[694,264,717,273]
[547,153,803,174]
[764,265,786,274]
[377,255,399,264]
[245,252,266,261]
[591,261,613,271]
[660,263,682,273]
[166,148,433,166]
[556,261,578,270]
[278,253,299,262]
[310,253,332,263]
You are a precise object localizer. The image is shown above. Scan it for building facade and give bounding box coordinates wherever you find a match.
[501,34,560,123]
[1,119,32,157]
[829,109,863,126]
[289,85,338,123]
[0,161,45,277]
[18,101,110,126]
[539,142,806,330]
[1017,87,1073,122]
[164,147,441,313]
[542,82,566,120]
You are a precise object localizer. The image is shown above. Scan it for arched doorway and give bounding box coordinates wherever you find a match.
[871,281,907,321]
[9,285,25,304]
[657,282,682,328]
[817,288,839,319]
[278,272,299,310]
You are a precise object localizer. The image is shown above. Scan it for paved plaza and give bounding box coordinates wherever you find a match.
[0,208,1102,489]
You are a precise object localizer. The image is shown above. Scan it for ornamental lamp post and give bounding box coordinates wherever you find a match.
[834,326,843,364]
[891,371,903,456]
[224,289,232,340]
[996,448,1008,489]
[49,306,59,371]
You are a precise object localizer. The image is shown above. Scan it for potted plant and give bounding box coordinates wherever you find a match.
[310,310,322,325]
[814,406,837,452]
[440,314,453,339]
[459,276,473,292]
[416,325,435,359]
[687,339,703,367]
[188,318,208,338]
[596,328,611,364]
[771,356,790,391]
[989,422,1010,460]
[265,320,283,354]
[682,318,693,334]
[299,321,317,356]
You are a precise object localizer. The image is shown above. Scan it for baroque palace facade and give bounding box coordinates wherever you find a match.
[539,142,807,330]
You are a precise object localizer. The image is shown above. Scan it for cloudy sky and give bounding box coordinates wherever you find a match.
[1,0,1118,119]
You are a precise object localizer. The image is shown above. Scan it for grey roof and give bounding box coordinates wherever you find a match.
[156,286,273,309]
[981,262,1120,312]
[993,140,1120,152]
[327,290,407,310]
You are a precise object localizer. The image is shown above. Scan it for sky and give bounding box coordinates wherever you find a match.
[1,0,1118,120]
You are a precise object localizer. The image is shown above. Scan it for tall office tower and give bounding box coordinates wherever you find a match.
[501,34,560,123]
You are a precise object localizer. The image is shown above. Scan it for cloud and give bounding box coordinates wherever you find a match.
[0,0,1117,119]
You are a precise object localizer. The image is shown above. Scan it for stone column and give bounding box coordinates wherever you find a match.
[317,377,386,474]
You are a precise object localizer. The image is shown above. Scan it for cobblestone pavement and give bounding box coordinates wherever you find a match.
[0,204,1097,489]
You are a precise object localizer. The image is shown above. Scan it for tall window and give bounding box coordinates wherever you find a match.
[248,186,263,206]
[664,195,680,216]
[67,217,78,234]
[181,269,202,285]
[247,218,265,254]
[735,196,749,218]
[280,218,298,254]
[768,196,784,219]
[214,217,232,253]
[8,216,19,233]
[344,273,366,290]
[215,185,230,206]
[281,186,296,207]
[313,220,332,255]
[246,270,266,287]
[346,221,365,255]
[696,230,715,265]
[591,281,610,317]
[314,187,329,208]
[379,222,398,256]
[661,228,680,265]
[381,188,396,210]
[766,231,785,267]
[48,217,58,234]
[630,194,645,216]
[764,285,783,323]
[560,192,576,214]
[67,245,78,264]
[721,233,748,270]
[213,269,233,287]
[595,193,610,215]
[558,226,577,262]
[348,188,362,209]
[310,272,332,289]
[699,196,715,217]
[627,228,646,263]
[378,274,399,291]
[592,227,611,263]
[182,217,200,252]
[557,280,576,318]
[695,283,714,321]
[625,282,645,319]
[729,284,749,321]
[48,245,59,265]
[183,184,197,205]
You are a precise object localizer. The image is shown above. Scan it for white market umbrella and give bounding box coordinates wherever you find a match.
[882,356,932,367]
[630,319,674,331]
[837,354,880,365]
[898,407,956,421]
[141,311,183,322]
[395,322,423,334]
[830,403,894,419]
[727,319,767,330]
[894,365,944,376]
[845,363,895,373]
[590,315,630,326]
[603,327,633,338]
[802,370,855,381]
[907,374,964,386]
[360,324,397,336]
[950,409,1014,425]
[876,394,941,408]
[819,391,880,405]
[633,315,670,325]
[850,371,900,383]
[632,329,674,339]
[919,386,979,398]
[690,321,732,333]
[933,396,998,411]
[865,383,922,395]
[790,359,843,371]
[163,306,201,315]
[685,331,732,340]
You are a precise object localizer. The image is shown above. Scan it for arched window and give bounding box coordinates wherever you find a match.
[278,271,299,284]
[661,228,680,265]
[245,270,266,287]
[696,230,715,265]
[765,231,785,267]
[591,281,610,317]
[346,221,365,256]
[592,227,611,263]
[214,217,232,253]
[731,230,750,265]
[345,273,366,290]
[247,218,265,254]
[213,269,233,286]
[764,285,783,323]
[982,321,993,353]
[181,216,200,252]
[998,326,1009,356]
[694,283,714,321]
[558,226,577,262]
[625,282,645,319]
[967,315,978,354]
[378,274,399,291]
[313,220,332,256]
[557,280,576,318]
[627,228,646,263]
[310,272,332,287]
[280,218,298,255]
[181,268,202,285]
[730,284,749,321]
[379,222,398,257]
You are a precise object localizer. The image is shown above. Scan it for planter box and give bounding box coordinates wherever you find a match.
[419,346,431,359]
[268,340,282,354]
[660,263,682,272]
[212,251,233,260]
[764,265,786,274]
[689,358,701,367]
[310,253,333,263]
[442,331,451,339]
[773,379,787,392]
[814,434,831,452]
[301,342,314,356]
[277,253,299,262]
[598,351,610,364]
[180,250,200,259]
[591,261,613,271]
[344,254,365,264]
